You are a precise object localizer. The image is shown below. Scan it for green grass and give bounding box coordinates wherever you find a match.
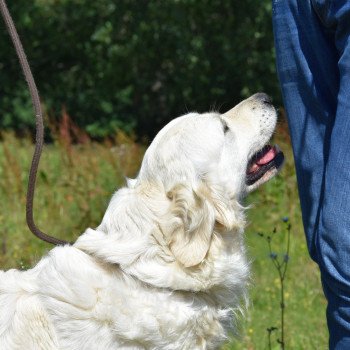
[0,124,327,349]
[0,131,144,268]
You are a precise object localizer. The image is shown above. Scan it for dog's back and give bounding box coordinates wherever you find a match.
[0,240,236,350]
[0,267,59,350]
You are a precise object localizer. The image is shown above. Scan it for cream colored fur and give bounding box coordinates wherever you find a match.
[0,93,279,349]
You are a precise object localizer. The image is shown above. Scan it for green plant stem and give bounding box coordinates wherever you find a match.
[268,331,273,350]
[266,223,292,350]
[280,276,285,349]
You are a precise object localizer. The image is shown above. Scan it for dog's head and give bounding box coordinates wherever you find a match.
[76,93,284,291]
[130,93,284,268]
[139,92,283,196]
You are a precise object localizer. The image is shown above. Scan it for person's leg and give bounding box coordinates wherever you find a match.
[273,0,350,348]
[316,2,350,347]
[272,0,339,261]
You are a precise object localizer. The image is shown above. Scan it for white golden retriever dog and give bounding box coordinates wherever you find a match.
[0,93,284,350]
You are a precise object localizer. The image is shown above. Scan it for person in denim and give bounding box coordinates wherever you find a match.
[272,0,350,348]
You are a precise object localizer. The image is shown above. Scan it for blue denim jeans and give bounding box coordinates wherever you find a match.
[272,0,350,348]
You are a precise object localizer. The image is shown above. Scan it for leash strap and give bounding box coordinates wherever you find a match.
[0,0,69,245]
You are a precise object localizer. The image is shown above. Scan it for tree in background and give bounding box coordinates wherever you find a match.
[0,0,278,139]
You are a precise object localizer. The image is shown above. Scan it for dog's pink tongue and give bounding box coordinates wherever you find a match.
[248,163,259,173]
[256,147,277,165]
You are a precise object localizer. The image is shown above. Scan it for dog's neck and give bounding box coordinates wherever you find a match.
[74,184,248,303]
[74,225,248,305]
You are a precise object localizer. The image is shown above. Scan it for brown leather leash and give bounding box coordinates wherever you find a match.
[0,0,69,245]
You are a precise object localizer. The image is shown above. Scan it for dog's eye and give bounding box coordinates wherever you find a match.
[222,120,229,134]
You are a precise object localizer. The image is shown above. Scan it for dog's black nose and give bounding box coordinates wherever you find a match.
[253,92,273,105]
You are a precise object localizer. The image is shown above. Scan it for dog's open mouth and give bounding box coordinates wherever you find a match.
[246,145,284,186]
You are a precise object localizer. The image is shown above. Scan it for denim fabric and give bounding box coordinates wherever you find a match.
[272,0,350,348]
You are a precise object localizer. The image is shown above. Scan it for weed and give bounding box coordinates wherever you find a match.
[257,218,291,350]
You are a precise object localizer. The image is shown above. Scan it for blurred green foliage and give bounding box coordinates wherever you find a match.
[0,0,279,138]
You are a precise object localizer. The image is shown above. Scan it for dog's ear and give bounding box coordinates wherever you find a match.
[162,184,215,268]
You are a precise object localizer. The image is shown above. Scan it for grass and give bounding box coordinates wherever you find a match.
[0,119,327,349]
[0,129,144,269]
